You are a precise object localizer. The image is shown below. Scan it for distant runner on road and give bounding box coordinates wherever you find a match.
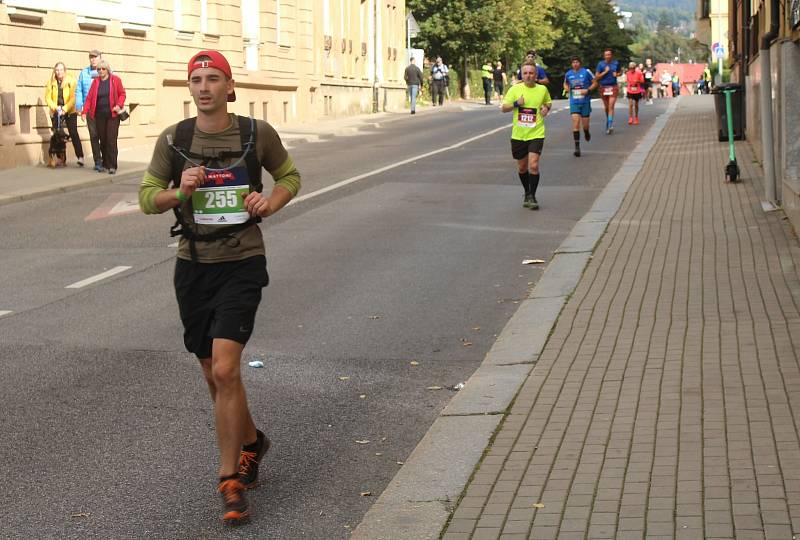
[138,50,301,526]
[563,56,597,157]
[625,62,644,125]
[595,48,621,134]
[643,58,655,104]
[502,60,552,210]
[515,50,550,86]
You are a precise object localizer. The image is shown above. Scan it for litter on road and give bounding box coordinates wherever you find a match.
[247,360,264,368]
[522,259,546,265]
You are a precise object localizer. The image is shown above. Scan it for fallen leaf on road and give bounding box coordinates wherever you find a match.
[338,376,350,381]
[396,461,404,465]
[71,513,90,518]
[360,491,372,497]
[355,439,370,444]
[522,259,546,265]
[532,503,545,508]
[381,437,387,442]
[426,386,443,390]
[410,361,419,366]
[472,326,481,331]
[462,341,473,347]
[368,315,382,320]
[359,394,367,399]
[375,452,383,456]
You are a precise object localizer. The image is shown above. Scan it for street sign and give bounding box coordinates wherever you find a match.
[406,12,420,38]
[713,43,725,59]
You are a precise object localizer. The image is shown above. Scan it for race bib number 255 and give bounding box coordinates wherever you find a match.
[191,166,251,225]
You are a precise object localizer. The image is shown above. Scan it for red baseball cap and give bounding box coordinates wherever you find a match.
[187,50,236,102]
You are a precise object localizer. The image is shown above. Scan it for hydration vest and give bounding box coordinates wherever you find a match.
[168,115,262,261]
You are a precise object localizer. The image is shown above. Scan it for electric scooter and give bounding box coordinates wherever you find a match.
[723,87,740,183]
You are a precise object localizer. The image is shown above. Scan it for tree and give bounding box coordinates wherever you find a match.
[541,0,633,94]
[407,0,632,97]
[407,0,512,96]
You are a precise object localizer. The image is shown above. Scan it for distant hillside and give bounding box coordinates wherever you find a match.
[616,0,694,12]
[615,0,696,34]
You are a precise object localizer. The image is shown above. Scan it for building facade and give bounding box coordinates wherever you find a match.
[0,0,407,169]
[697,0,730,58]
[726,0,800,229]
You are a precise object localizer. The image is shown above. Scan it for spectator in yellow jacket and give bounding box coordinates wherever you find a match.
[45,62,85,166]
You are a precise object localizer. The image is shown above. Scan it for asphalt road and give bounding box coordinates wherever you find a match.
[0,98,669,539]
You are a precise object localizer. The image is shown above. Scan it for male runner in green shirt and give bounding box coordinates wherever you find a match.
[502,60,552,210]
[138,50,301,525]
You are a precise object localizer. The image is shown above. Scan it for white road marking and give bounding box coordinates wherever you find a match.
[109,198,141,216]
[0,311,13,318]
[287,123,512,207]
[66,266,132,289]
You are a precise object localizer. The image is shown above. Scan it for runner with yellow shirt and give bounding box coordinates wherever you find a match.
[502,60,552,210]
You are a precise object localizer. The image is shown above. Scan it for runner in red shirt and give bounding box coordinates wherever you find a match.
[625,62,644,125]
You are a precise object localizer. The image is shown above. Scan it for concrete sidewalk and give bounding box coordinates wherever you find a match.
[434,97,800,539]
[0,102,459,207]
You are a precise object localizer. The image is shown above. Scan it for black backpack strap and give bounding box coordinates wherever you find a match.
[170,118,197,188]
[237,115,263,193]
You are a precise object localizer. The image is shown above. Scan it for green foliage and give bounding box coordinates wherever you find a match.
[629,27,709,63]
[540,0,633,96]
[408,0,632,97]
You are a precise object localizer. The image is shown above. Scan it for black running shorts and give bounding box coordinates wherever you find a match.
[174,255,269,359]
[511,138,544,160]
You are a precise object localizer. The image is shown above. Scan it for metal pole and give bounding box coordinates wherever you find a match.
[759,51,777,203]
[372,0,379,113]
[759,0,780,205]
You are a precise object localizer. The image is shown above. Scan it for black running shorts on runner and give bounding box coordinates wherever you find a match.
[511,138,545,160]
[174,255,269,359]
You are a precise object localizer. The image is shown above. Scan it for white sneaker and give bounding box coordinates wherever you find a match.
[77,157,85,167]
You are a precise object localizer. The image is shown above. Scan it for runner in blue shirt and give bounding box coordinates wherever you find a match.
[515,50,550,85]
[595,48,621,134]
[563,56,598,157]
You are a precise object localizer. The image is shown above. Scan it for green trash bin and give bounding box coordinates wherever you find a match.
[712,83,744,142]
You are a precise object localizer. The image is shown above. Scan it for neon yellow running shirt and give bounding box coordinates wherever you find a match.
[503,83,552,140]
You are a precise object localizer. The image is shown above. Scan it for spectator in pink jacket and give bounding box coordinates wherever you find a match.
[84,59,126,174]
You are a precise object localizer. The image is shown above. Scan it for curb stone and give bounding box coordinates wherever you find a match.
[0,168,146,207]
[351,98,680,540]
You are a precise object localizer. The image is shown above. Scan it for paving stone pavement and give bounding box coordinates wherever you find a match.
[441,97,800,540]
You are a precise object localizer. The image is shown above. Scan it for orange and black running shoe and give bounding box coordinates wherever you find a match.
[218,478,249,525]
[239,429,270,489]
